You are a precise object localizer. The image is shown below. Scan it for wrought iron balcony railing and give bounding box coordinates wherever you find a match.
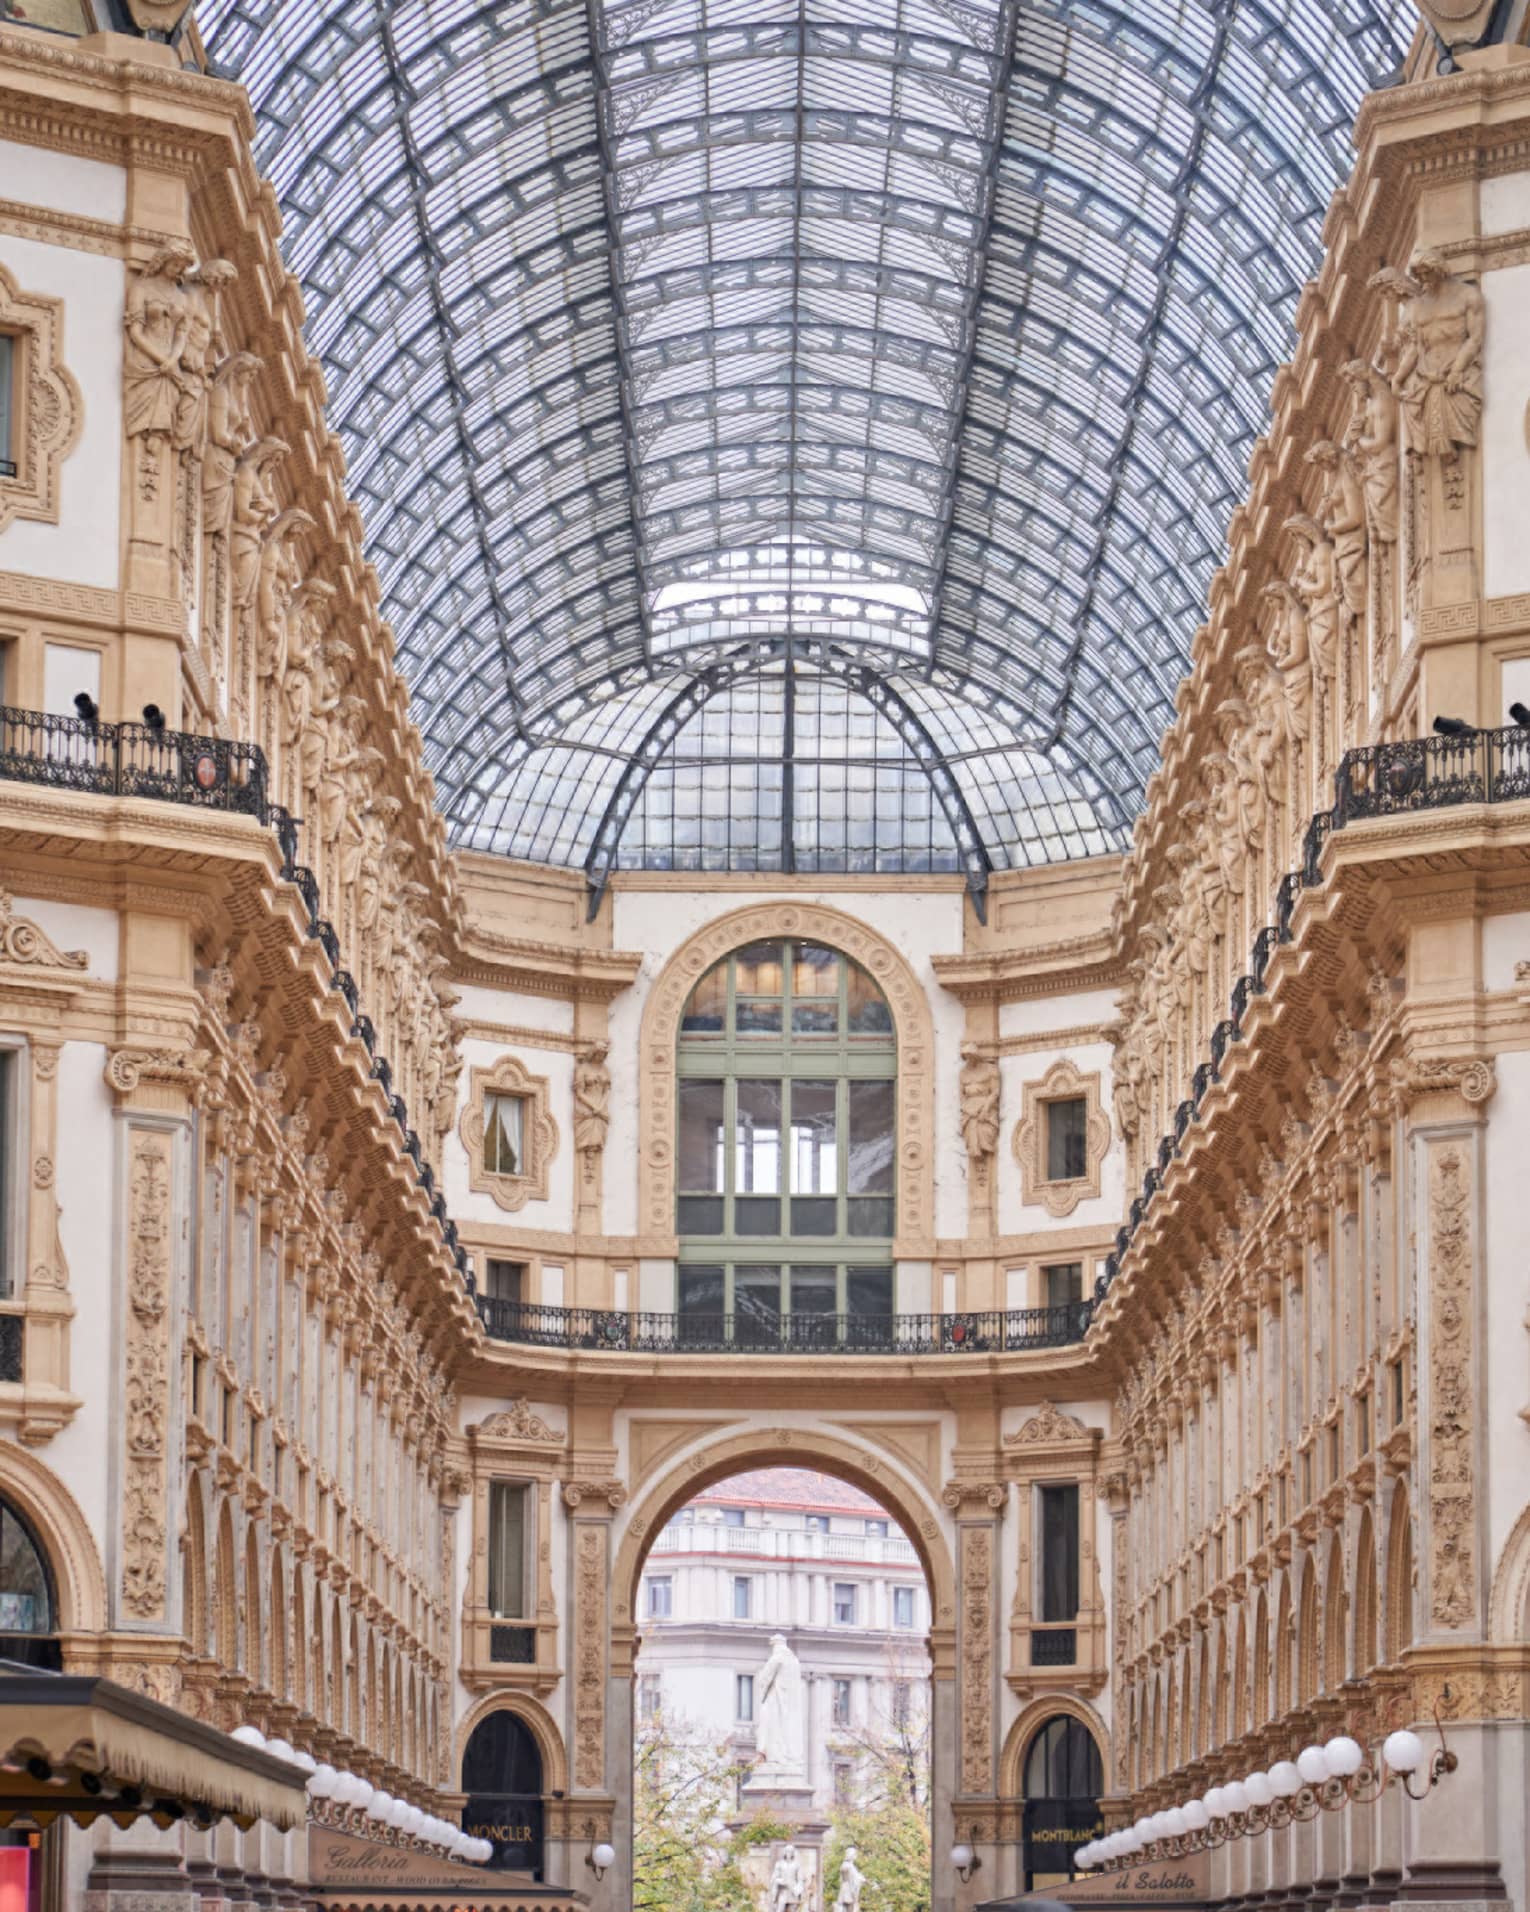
[0,703,270,817]
[475,1293,1094,1354]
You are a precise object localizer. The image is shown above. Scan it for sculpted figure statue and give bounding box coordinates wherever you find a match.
[1201,754,1246,899]
[230,438,288,618]
[1304,439,1367,629]
[768,1843,805,1912]
[174,258,237,453]
[1214,698,1266,847]
[834,1846,866,1912]
[283,579,336,749]
[756,1633,805,1776]
[317,696,367,845]
[203,352,261,541]
[1259,580,1311,751]
[1339,358,1399,544]
[958,1043,1000,1164]
[1284,513,1339,683]
[124,243,196,454]
[355,795,401,934]
[1375,249,1484,460]
[573,1041,612,1158]
[299,635,350,806]
[255,506,316,682]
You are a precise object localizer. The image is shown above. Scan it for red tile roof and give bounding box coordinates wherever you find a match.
[690,1467,893,1517]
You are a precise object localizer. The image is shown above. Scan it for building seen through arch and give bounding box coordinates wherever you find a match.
[1,5,1530,1912]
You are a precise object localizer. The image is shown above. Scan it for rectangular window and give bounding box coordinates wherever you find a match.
[831,1677,851,1726]
[846,1265,893,1334]
[891,1680,911,1729]
[487,1481,529,1619]
[735,1672,754,1722]
[833,1761,852,1806]
[735,1080,783,1193]
[734,1263,782,1345]
[1042,1262,1083,1309]
[893,1585,915,1628]
[721,1507,745,1527]
[790,943,840,1034]
[639,1674,661,1721]
[1039,1483,1080,1622]
[646,1576,673,1619]
[789,1079,837,1193]
[42,641,100,721]
[0,335,13,478]
[806,1514,829,1534]
[1045,1098,1088,1181]
[733,1576,752,1619]
[833,1582,857,1625]
[483,1092,525,1176]
[485,1259,525,1304]
[866,1518,888,1538]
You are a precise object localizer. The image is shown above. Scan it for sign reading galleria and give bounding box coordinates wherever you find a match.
[304,1825,584,1908]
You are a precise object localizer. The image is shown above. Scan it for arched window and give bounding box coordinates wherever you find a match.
[462,1711,544,1877]
[675,939,896,1344]
[1022,1715,1103,1889]
[0,1497,60,1669]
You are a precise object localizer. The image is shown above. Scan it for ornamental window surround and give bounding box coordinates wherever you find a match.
[1013,1058,1111,1220]
[459,1055,558,1212]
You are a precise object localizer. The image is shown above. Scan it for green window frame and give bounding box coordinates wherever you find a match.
[675,939,896,1340]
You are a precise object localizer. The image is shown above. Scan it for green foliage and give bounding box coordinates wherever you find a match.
[823,1800,931,1912]
[632,1715,787,1911]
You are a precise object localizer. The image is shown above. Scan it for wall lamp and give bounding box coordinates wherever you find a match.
[1075,1706,1456,1875]
[950,1830,981,1883]
[584,1821,615,1881]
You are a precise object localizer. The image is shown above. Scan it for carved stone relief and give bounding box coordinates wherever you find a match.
[0,264,83,536]
[1012,1057,1110,1219]
[458,1054,559,1212]
[122,1128,173,1619]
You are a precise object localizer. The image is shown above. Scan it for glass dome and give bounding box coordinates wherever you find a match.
[199,0,1417,907]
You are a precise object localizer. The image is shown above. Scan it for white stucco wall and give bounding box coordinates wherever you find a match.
[0,229,123,590]
[1481,250,1530,602]
[607,887,968,1241]
[994,998,1124,1239]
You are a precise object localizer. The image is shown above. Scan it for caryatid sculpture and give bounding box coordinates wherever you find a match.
[958,1042,1000,1164]
[1375,248,1484,463]
[755,1632,805,1778]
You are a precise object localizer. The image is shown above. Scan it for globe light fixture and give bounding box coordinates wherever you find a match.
[950,1841,977,1883]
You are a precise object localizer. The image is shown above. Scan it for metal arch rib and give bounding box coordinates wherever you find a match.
[580,652,994,922]
[370,0,526,734]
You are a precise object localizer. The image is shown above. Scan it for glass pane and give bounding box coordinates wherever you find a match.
[734,1195,781,1236]
[734,941,785,997]
[1043,1263,1083,1309]
[847,1197,895,1239]
[790,1196,837,1237]
[1040,1484,1081,1622]
[678,1265,724,1324]
[735,1081,782,1194]
[790,1080,837,1193]
[0,1506,51,1632]
[791,943,839,1034]
[1046,1098,1087,1180]
[847,1266,893,1321]
[484,1094,525,1176]
[677,1195,724,1235]
[678,1081,725,1192]
[734,1264,782,1345]
[680,960,727,1034]
[847,1079,895,1195]
[488,1482,526,1619]
[735,995,783,1035]
[789,1268,838,1314]
[847,961,893,1035]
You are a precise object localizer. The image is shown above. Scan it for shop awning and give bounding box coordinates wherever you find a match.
[0,1666,309,1832]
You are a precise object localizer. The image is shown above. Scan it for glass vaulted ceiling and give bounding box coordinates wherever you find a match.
[200,0,1415,906]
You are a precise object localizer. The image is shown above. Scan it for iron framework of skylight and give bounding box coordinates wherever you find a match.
[198,0,1417,912]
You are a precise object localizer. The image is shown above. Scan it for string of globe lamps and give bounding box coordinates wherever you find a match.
[229,1727,494,1864]
[1073,1716,1456,1875]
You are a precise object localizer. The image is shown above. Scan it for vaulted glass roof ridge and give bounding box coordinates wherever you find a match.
[199,0,1416,891]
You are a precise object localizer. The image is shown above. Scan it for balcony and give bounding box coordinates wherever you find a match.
[646,1523,920,1567]
[474,1295,1094,1355]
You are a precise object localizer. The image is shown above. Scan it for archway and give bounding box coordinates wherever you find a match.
[462,1710,546,1878]
[619,1441,953,1912]
[1019,1713,1104,1891]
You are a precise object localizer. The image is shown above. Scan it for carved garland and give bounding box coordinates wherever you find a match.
[0,265,83,536]
[1428,1142,1475,1628]
[573,1524,606,1789]
[458,1055,558,1213]
[1012,1056,1111,1219]
[637,903,936,1250]
[122,1129,173,1619]
[959,1523,994,1794]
